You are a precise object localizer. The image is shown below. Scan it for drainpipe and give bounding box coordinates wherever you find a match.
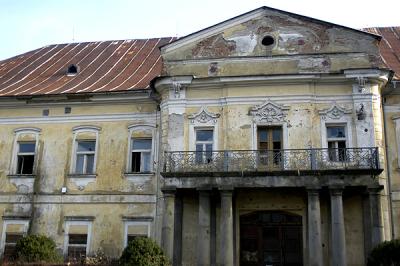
[382,79,396,239]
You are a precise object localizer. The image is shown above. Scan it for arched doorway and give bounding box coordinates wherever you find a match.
[240,211,303,266]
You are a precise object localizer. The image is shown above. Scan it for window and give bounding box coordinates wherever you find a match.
[130,139,152,173]
[258,127,282,168]
[3,233,23,260]
[67,234,87,259]
[75,141,96,174]
[195,129,213,164]
[327,126,347,161]
[124,220,151,247]
[16,142,36,174]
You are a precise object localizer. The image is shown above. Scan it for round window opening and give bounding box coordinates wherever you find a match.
[262,35,275,46]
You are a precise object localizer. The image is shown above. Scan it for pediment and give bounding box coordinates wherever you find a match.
[319,104,352,120]
[249,100,290,123]
[162,6,379,60]
[188,106,220,124]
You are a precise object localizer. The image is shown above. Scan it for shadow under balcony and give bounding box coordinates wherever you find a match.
[161,148,382,178]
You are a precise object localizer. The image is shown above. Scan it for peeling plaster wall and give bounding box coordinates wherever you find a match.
[0,101,160,257]
[162,9,382,78]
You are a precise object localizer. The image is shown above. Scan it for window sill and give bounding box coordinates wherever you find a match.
[124,172,154,182]
[7,174,36,179]
[68,174,97,178]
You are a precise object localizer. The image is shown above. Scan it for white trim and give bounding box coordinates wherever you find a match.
[63,220,93,257]
[188,107,220,151]
[0,219,29,257]
[10,128,40,175]
[126,124,157,173]
[123,221,151,247]
[0,113,157,125]
[70,127,100,175]
[251,122,288,150]
[0,194,156,204]
[321,121,353,149]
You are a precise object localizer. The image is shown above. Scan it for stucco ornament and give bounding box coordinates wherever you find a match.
[319,104,352,120]
[188,106,220,124]
[249,100,290,123]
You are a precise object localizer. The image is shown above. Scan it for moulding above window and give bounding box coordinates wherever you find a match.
[122,216,154,222]
[72,125,101,132]
[2,215,30,221]
[13,127,41,134]
[188,106,220,124]
[249,99,290,123]
[128,124,156,130]
[319,104,352,120]
[64,216,95,221]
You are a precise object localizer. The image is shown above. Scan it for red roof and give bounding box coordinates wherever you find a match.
[364,27,400,80]
[0,38,175,96]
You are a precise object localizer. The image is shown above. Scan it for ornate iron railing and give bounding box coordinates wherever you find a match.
[163,147,380,174]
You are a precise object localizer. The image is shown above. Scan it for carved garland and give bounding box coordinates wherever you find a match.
[249,100,290,123]
[188,106,220,124]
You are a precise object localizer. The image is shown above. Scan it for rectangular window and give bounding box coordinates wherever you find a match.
[195,129,213,164]
[67,234,87,259]
[75,141,96,174]
[16,142,35,174]
[327,126,347,161]
[3,233,23,260]
[131,139,152,172]
[258,127,282,168]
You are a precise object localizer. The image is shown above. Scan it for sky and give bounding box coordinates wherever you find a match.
[0,0,399,60]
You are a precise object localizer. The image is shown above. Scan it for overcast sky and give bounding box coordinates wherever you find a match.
[0,0,399,60]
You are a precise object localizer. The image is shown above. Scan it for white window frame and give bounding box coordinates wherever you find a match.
[326,124,348,161]
[63,220,93,257]
[126,125,156,174]
[10,128,41,176]
[123,220,151,248]
[16,141,36,174]
[129,139,152,173]
[75,141,96,174]
[0,219,29,257]
[70,126,100,176]
[194,128,214,163]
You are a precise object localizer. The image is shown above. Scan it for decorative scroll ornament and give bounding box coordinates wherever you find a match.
[188,106,220,124]
[249,100,290,123]
[319,104,352,120]
[172,80,182,98]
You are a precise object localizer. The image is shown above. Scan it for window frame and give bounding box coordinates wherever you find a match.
[326,124,348,162]
[0,219,29,258]
[75,140,96,174]
[10,128,41,176]
[194,128,214,164]
[63,220,93,258]
[129,138,152,173]
[126,125,156,175]
[123,220,151,248]
[70,126,100,176]
[16,141,36,175]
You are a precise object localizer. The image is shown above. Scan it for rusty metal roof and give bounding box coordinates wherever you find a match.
[0,37,175,97]
[364,27,400,80]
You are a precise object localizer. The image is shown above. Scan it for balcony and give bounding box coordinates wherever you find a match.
[162,147,382,177]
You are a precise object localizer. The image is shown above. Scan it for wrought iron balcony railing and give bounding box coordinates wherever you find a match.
[162,147,380,175]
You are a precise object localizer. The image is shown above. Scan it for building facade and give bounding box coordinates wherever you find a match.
[0,6,399,266]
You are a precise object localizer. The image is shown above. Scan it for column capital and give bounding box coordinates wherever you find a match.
[329,186,344,196]
[162,187,177,196]
[197,186,213,192]
[306,186,321,195]
[367,185,384,195]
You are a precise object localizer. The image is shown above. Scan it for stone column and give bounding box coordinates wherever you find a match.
[307,189,323,266]
[330,188,347,266]
[220,189,234,266]
[368,187,383,247]
[161,188,176,260]
[197,189,211,266]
